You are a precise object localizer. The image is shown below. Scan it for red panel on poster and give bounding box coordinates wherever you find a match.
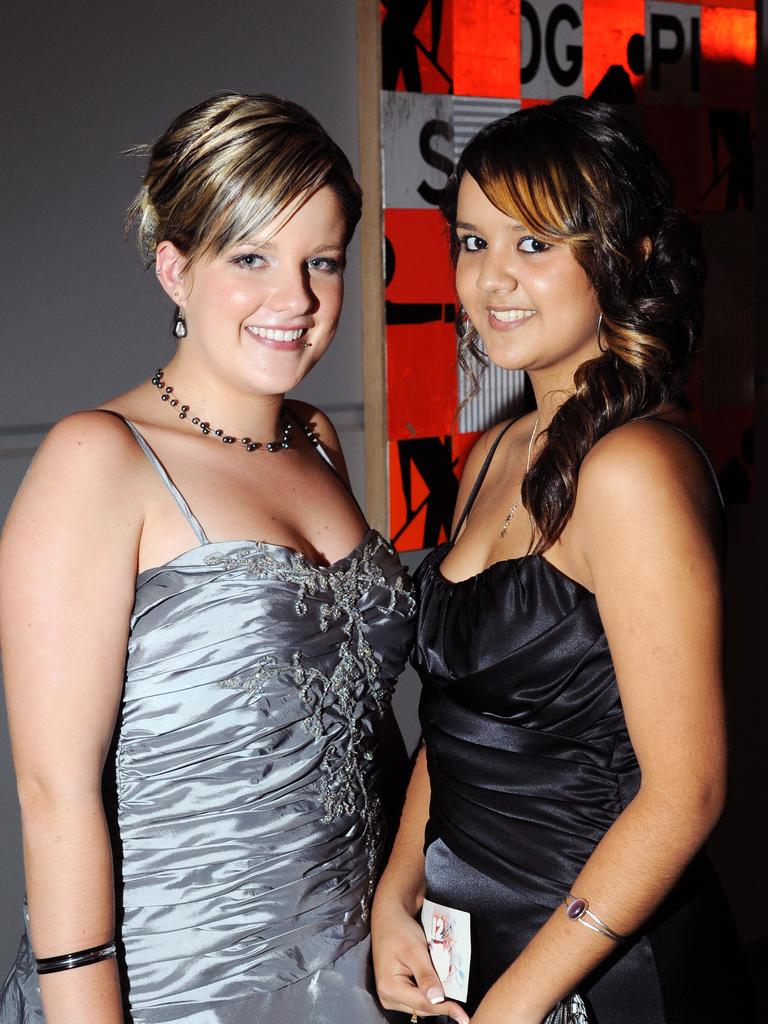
[452,0,520,98]
[643,108,706,212]
[701,0,755,9]
[701,7,757,107]
[389,440,432,551]
[385,209,457,441]
[389,432,481,551]
[385,209,455,302]
[582,0,645,98]
[451,431,483,481]
[387,323,458,440]
[381,0,454,94]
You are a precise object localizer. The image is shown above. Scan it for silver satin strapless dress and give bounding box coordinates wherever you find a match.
[0,418,415,1023]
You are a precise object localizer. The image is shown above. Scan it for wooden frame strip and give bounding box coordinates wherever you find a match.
[356,0,388,533]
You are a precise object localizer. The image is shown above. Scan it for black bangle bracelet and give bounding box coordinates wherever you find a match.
[35,939,117,975]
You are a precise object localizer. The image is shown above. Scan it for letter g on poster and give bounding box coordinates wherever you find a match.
[521,0,584,98]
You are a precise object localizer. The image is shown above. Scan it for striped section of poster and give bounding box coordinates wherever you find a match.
[458,341,528,434]
[452,95,520,161]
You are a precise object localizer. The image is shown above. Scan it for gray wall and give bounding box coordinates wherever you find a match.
[0,0,427,967]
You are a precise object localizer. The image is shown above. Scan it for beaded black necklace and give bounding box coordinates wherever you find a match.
[151,368,292,453]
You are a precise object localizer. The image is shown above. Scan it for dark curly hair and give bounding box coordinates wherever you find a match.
[441,96,706,553]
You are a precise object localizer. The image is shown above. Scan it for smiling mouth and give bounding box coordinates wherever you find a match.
[490,309,537,323]
[246,326,308,342]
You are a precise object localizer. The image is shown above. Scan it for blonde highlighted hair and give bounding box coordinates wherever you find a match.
[126,92,361,266]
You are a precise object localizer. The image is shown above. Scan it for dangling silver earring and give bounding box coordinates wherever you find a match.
[173,307,187,339]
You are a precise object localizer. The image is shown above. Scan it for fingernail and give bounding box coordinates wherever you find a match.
[427,987,444,1004]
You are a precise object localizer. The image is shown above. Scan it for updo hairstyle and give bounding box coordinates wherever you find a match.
[442,96,706,553]
[127,92,362,267]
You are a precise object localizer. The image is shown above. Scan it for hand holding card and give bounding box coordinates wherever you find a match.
[420,899,471,1004]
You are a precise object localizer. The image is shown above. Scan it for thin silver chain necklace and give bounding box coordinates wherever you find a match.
[500,416,540,538]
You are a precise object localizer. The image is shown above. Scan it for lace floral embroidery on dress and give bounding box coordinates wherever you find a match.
[206,532,415,917]
[219,655,278,701]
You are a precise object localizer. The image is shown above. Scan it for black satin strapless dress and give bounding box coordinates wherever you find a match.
[413,422,753,1023]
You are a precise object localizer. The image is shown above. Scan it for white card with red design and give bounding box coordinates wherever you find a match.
[420,898,471,1002]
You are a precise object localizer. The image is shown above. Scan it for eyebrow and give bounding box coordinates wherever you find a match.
[230,239,345,253]
[232,237,276,250]
[455,219,526,233]
[309,243,346,254]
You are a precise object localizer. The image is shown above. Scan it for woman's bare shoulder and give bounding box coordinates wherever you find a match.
[572,415,722,577]
[579,416,716,506]
[33,409,143,478]
[2,410,146,550]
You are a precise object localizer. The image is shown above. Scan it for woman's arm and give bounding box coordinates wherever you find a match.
[471,420,726,1024]
[372,748,470,1024]
[1,412,144,1024]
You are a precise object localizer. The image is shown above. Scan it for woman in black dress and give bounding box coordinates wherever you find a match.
[371,98,753,1023]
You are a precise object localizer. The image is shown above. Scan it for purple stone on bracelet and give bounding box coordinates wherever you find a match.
[566,898,588,919]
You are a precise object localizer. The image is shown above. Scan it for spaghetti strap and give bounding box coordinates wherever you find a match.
[284,406,337,470]
[646,417,724,507]
[450,419,518,543]
[117,416,209,545]
[283,406,370,526]
[284,405,374,516]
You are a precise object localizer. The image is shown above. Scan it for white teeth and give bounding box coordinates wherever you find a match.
[490,309,537,322]
[248,326,307,342]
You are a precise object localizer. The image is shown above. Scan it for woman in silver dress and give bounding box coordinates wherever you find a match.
[0,92,415,1024]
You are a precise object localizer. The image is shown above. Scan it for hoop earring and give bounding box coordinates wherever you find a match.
[457,303,472,338]
[597,312,608,353]
[173,307,187,339]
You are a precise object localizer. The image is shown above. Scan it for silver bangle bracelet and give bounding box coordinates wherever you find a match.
[35,939,117,975]
[563,895,626,942]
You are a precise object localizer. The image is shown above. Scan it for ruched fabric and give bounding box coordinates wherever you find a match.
[0,419,415,1024]
[418,555,633,909]
[413,419,753,1023]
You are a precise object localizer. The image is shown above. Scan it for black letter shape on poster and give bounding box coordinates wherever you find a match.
[385,237,455,325]
[395,437,459,549]
[417,119,454,206]
[381,0,449,93]
[520,1,541,85]
[546,4,583,87]
[650,14,684,90]
[705,110,754,211]
[690,17,700,94]
[590,33,644,104]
